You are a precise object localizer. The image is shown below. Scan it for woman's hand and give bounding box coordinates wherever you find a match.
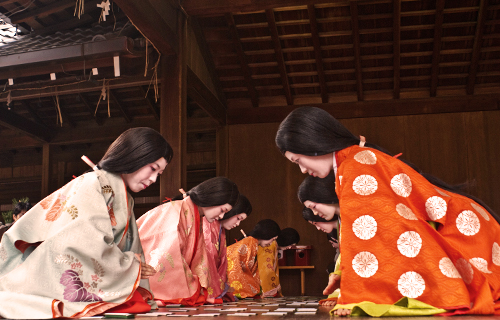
[140,261,157,279]
[320,299,337,307]
[323,273,340,295]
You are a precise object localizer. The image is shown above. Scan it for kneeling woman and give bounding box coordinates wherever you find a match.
[0,127,172,318]
[258,227,300,297]
[227,219,281,298]
[203,194,252,303]
[137,177,239,306]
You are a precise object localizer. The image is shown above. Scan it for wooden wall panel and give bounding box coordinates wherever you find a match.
[464,111,500,214]
[226,111,500,296]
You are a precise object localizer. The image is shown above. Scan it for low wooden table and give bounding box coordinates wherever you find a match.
[277,265,315,295]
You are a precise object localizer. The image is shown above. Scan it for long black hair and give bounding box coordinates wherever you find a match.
[13,200,32,218]
[298,173,338,204]
[248,219,280,240]
[173,177,239,208]
[277,228,300,247]
[221,194,252,220]
[98,127,173,174]
[302,207,329,223]
[277,107,500,224]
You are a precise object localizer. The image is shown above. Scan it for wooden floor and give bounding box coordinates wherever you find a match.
[101,296,500,319]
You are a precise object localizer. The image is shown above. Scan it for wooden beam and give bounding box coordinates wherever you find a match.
[216,126,228,177]
[79,93,104,126]
[108,90,132,123]
[191,18,228,107]
[138,87,160,120]
[0,78,157,103]
[430,0,445,97]
[225,13,259,108]
[266,9,293,105]
[187,67,226,125]
[393,0,401,99]
[10,0,77,24]
[350,1,364,101]
[0,57,115,81]
[308,4,328,103]
[113,0,178,55]
[0,107,53,142]
[467,0,489,95]
[183,0,341,17]
[227,95,500,124]
[160,14,187,200]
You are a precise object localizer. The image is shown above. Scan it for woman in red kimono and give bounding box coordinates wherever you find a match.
[276,106,500,316]
[203,194,252,303]
[137,177,239,306]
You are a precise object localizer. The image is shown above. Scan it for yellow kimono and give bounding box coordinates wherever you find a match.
[257,240,282,297]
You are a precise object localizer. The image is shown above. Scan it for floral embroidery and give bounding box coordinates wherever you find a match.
[398,271,425,298]
[425,196,447,221]
[352,215,377,240]
[395,203,418,220]
[60,270,102,302]
[352,175,378,196]
[439,257,461,279]
[391,174,412,197]
[354,150,377,165]
[231,281,242,291]
[471,202,490,221]
[352,251,378,278]
[228,259,234,271]
[469,257,492,274]
[455,258,474,284]
[238,244,248,255]
[397,231,422,258]
[208,287,214,296]
[493,243,500,266]
[456,210,480,236]
[55,254,112,299]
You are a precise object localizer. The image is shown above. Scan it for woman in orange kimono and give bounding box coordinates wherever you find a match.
[276,106,500,316]
[0,127,172,318]
[203,194,252,303]
[137,177,239,306]
[227,219,280,299]
[258,227,300,297]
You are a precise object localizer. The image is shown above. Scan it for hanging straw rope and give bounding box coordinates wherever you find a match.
[54,87,63,127]
[74,0,84,19]
[94,79,106,116]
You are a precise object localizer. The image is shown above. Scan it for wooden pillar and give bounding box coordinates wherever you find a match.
[41,143,52,198]
[160,13,187,200]
[216,125,228,177]
[57,161,66,188]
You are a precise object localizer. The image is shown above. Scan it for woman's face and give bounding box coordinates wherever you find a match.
[258,236,278,247]
[201,204,232,223]
[303,201,340,221]
[308,220,338,233]
[221,213,248,230]
[121,157,167,192]
[284,151,333,178]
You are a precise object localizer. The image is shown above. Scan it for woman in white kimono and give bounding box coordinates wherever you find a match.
[0,127,172,319]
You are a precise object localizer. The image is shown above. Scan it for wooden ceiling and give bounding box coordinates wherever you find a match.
[186,0,500,122]
[1,0,500,147]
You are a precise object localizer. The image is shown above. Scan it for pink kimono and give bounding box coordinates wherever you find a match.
[203,217,233,303]
[137,197,210,306]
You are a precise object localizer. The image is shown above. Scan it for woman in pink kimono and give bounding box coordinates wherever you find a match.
[0,127,172,319]
[203,194,252,303]
[137,177,239,306]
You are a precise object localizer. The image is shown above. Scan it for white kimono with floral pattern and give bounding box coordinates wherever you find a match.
[0,170,153,319]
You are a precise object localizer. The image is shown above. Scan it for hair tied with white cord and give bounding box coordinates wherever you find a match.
[359,135,366,147]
